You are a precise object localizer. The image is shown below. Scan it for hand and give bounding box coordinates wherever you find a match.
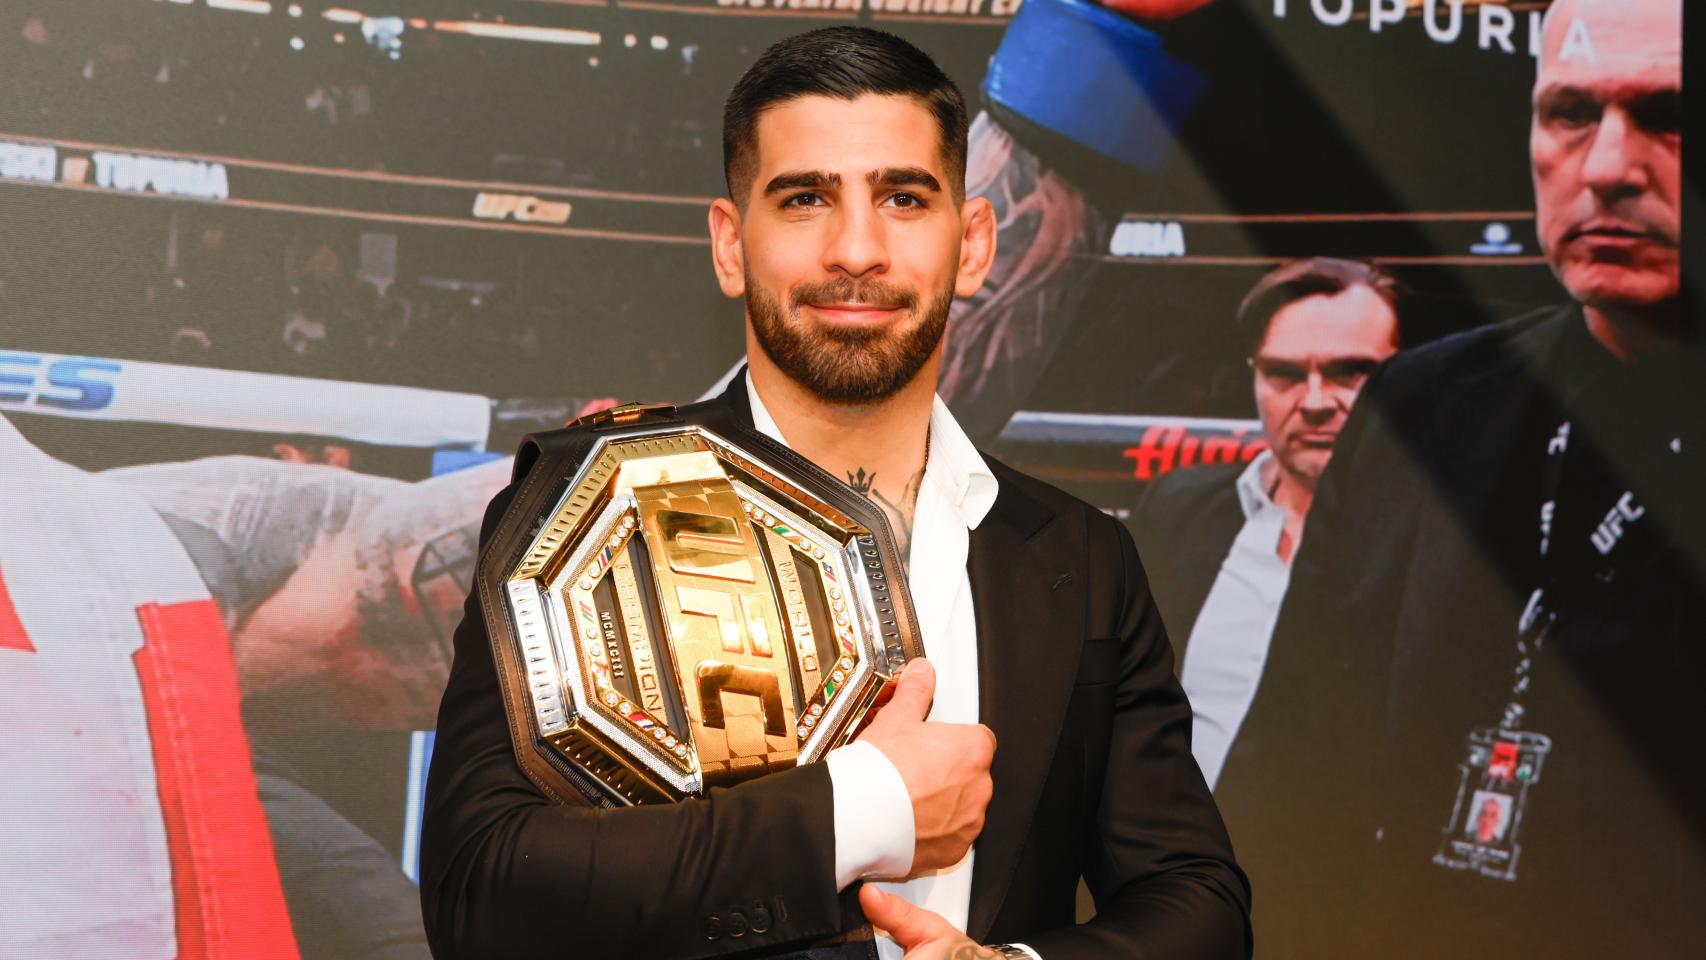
[856,659,996,874]
[859,885,998,960]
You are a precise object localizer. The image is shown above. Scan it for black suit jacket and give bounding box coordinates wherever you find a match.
[1127,464,1246,661]
[420,376,1251,960]
[1215,305,1705,957]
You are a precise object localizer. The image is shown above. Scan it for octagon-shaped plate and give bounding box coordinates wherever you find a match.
[484,422,921,806]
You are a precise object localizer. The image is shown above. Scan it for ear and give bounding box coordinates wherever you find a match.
[708,198,746,299]
[954,195,996,299]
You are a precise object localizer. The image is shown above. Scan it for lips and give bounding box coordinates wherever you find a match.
[803,302,905,322]
[1294,432,1338,448]
[1563,219,1672,245]
[791,276,917,321]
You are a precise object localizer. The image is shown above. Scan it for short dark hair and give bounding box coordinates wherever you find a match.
[722,27,969,206]
[1236,258,1401,356]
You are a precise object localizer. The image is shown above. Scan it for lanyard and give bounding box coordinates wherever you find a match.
[1508,419,1571,732]
[1514,398,1683,732]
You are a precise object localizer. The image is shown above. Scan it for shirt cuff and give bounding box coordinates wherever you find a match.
[826,740,915,890]
[1008,944,1043,960]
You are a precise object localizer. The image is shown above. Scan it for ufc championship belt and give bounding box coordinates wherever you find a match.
[477,401,923,806]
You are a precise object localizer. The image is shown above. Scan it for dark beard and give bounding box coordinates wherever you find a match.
[746,272,952,405]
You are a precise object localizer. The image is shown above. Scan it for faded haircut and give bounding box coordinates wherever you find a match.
[722,26,969,206]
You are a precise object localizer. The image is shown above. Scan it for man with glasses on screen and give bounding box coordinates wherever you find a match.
[1130,258,1400,790]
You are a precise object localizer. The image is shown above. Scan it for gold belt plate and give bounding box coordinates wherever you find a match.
[489,423,918,805]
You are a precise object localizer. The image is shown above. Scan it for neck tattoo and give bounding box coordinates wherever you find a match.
[847,429,930,578]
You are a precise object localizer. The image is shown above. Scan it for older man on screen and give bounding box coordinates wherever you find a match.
[1216,1,1700,954]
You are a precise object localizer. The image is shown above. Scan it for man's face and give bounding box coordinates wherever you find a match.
[1252,285,1399,488]
[1531,0,1681,312]
[1477,798,1505,843]
[734,94,968,404]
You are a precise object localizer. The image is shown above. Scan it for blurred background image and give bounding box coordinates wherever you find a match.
[2,1,1693,957]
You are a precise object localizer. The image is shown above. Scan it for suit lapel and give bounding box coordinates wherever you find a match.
[964,479,1085,942]
[1383,311,1574,716]
[1429,311,1570,530]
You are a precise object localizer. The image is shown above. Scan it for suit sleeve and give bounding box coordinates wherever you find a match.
[1023,511,1252,959]
[419,483,850,960]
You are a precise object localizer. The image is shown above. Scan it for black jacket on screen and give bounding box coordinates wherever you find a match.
[1217,305,1706,957]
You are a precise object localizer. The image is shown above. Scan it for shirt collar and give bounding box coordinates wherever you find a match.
[744,371,999,531]
[1234,448,1279,521]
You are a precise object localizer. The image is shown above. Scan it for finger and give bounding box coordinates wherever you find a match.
[860,885,951,948]
[884,658,937,723]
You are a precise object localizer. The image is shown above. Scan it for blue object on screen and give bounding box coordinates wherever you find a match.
[431,448,504,476]
[983,0,1206,173]
[401,730,436,883]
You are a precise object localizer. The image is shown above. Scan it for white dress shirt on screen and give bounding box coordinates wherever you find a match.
[1178,450,1293,790]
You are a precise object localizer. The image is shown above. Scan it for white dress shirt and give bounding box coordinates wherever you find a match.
[746,376,1043,959]
[1178,450,1293,790]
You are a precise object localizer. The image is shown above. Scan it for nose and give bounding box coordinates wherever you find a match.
[1581,107,1650,201]
[1299,370,1335,415]
[821,201,888,280]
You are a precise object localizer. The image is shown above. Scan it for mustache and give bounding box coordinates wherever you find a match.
[790,277,917,313]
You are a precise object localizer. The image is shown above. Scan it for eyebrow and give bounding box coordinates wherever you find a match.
[1252,352,1387,365]
[1535,80,1680,106]
[760,167,943,197]
[762,170,839,197]
[867,166,943,193]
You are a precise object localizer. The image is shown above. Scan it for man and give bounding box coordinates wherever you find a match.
[1216,0,1701,954]
[1130,258,1400,788]
[421,27,1250,960]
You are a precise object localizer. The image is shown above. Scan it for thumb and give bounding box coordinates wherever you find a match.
[885,658,937,723]
[859,885,948,948]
